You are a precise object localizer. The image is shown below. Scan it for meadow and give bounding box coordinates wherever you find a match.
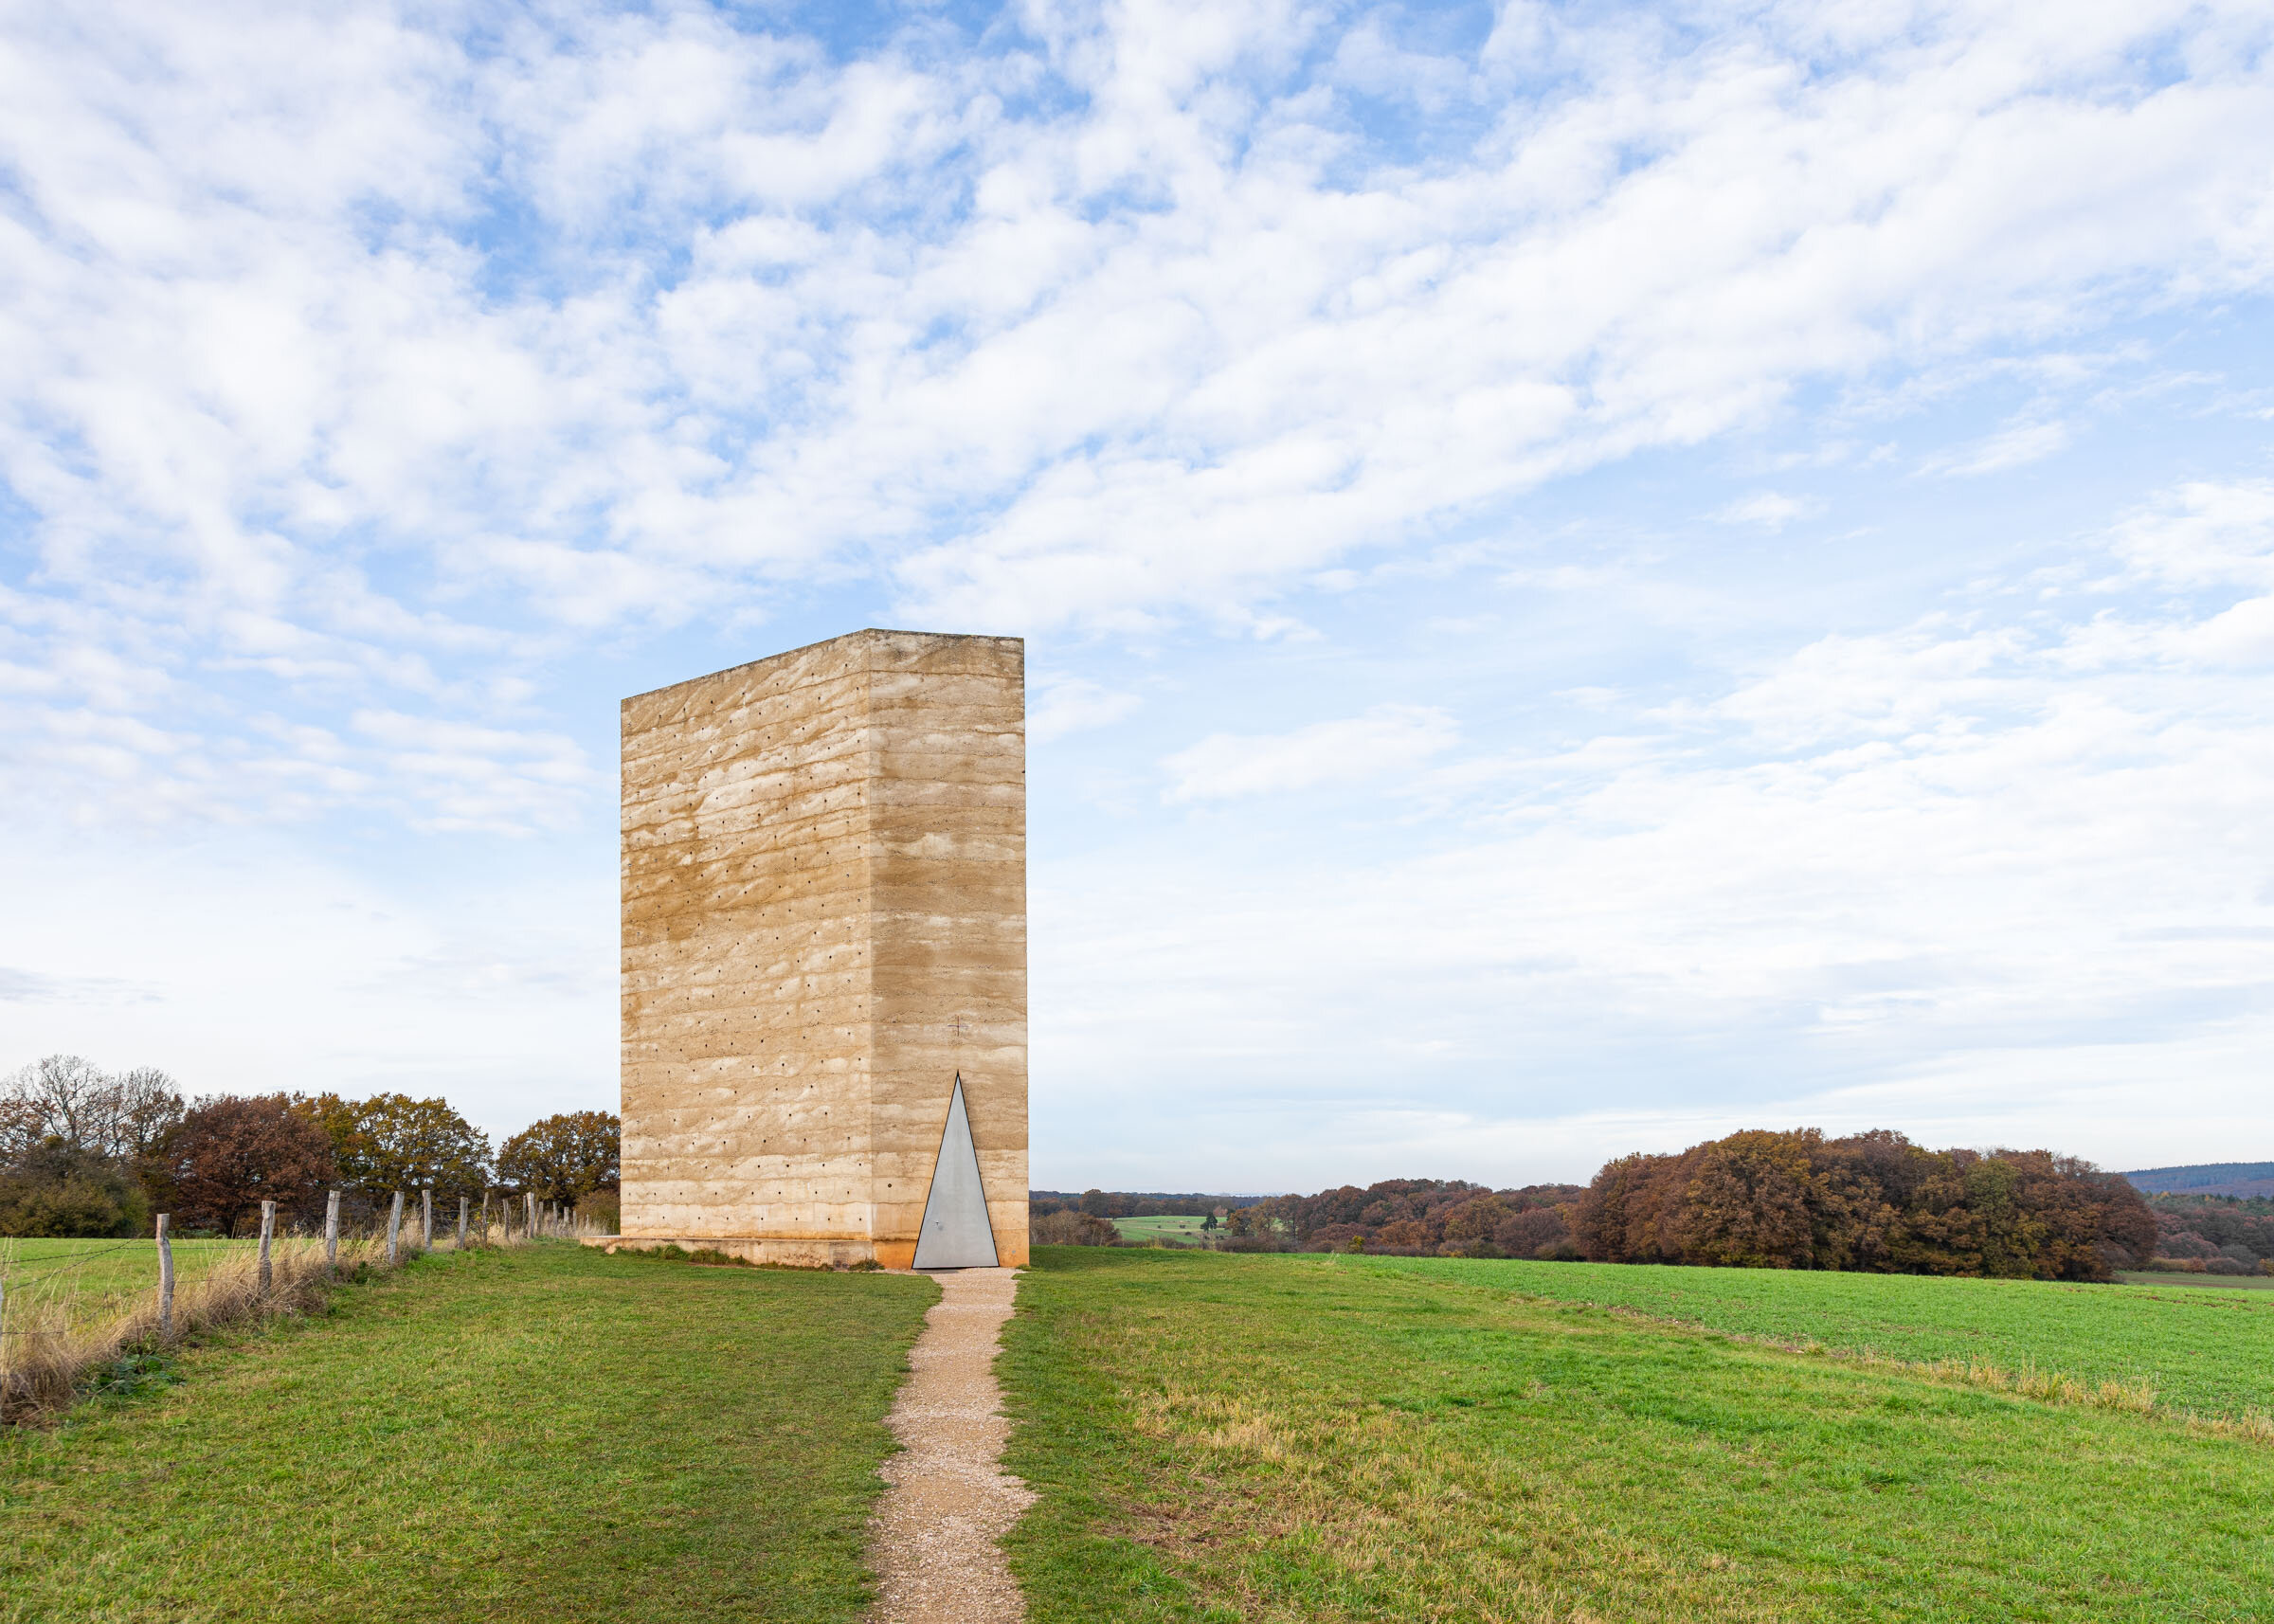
[2,1237,271,1331]
[1356,1254,2274,1419]
[1001,1248,2274,1623]
[11,1238,2274,1622]
[1112,1216,1215,1243]
[0,1243,935,1623]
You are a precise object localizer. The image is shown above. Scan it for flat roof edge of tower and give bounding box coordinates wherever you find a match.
[619,627,1024,708]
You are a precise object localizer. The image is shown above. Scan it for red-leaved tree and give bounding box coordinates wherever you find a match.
[159,1094,336,1236]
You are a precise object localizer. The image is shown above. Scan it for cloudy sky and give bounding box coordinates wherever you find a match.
[3,0,2271,1189]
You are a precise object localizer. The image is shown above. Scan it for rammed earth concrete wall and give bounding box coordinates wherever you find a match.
[618,629,1028,1269]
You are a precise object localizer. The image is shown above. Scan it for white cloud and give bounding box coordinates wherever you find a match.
[0,0,2269,821]
[2107,478,2274,589]
[1711,491,1821,529]
[3,3,2274,1182]
[1029,677,1142,744]
[1922,419,2072,477]
[1163,704,1458,801]
[0,823,613,1141]
[1033,480,2274,1181]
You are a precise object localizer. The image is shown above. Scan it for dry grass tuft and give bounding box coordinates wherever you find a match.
[1572,1299,2168,1418]
[2189,1408,2274,1444]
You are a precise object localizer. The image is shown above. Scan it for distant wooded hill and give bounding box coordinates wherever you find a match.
[1029,1189,1272,1218]
[2121,1162,2274,1198]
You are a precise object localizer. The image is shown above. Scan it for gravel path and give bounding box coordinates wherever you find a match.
[867,1267,1035,1624]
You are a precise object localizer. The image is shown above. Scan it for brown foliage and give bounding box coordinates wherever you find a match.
[1262,1178,1583,1256]
[0,1056,185,1236]
[1032,1209,1119,1246]
[157,1094,336,1236]
[2143,1192,2274,1273]
[1574,1128,2154,1280]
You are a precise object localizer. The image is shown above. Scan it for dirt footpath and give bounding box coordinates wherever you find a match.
[867,1267,1035,1624]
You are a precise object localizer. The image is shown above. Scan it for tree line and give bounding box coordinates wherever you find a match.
[2142,1192,2274,1275]
[1029,1189,1270,1219]
[1572,1129,2155,1279]
[1041,1127,2163,1282]
[0,1055,621,1239]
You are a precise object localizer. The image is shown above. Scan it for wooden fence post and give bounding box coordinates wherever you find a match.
[259,1200,276,1294]
[526,1192,536,1236]
[422,1187,433,1250]
[388,1191,404,1266]
[457,1196,469,1248]
[156,1214,174,1337]
[325,1189,340,1266]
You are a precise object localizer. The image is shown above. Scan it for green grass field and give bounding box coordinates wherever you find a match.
[1353,1255,2274,1419]
[0,1242,935,1624]
[1112,1216,1215,1243]
[1000,1248,2274,1623]
[0,1236,279,1338]
[4,1236,259,1291]
[13,1236,2274,1621]
[0,1232,473,1340]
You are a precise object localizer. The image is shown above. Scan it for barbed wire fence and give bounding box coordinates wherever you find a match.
[0,1186,608,1419]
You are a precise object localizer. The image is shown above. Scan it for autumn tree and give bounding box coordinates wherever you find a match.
[296,1092,491,1200]
[160,1094,335,1236]
[1572,1128,2155,1280]
[1218,1200,1292,1247]
[1032,1209,1119,1245]
[1,1055,183,1164]
[497,1110,620,1204]
[0,1056,184,1236]
[1439,1195,1512,1256]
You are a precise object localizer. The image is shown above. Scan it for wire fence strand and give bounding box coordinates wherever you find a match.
[0,1241,147,1289]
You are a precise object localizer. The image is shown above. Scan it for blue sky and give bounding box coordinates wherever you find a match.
[3,0,2272,1188]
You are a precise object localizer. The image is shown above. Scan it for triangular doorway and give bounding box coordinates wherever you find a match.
[912,1074,999,1269]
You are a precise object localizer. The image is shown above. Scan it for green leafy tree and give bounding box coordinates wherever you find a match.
[0,1143,149,1236]
[497,1110,620,1204]
[295,1092,491,1199]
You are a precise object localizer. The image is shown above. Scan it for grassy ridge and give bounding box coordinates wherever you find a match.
[1359,1256,2274,1418]
[0,1242,936,1624]
[1001,1248,2274,1623]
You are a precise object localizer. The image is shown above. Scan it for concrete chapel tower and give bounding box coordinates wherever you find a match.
[617,629,1028,1269]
